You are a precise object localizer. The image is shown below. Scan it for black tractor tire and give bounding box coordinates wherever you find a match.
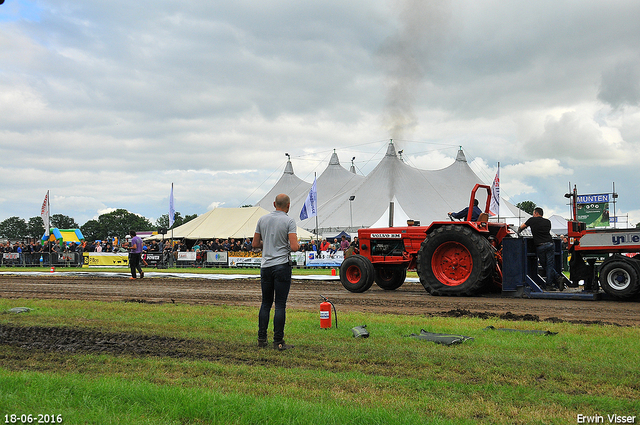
[599,257,640,300]
[374,267,407,290]
[340,255,375,293]
[417,224,496,296]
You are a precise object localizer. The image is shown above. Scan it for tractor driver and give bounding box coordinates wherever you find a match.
[517,207,564,291]
[449,199,482,221]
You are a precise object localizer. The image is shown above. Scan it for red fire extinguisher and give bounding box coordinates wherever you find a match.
[320,295,337,329]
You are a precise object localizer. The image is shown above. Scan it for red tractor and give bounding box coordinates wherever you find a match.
[341,184,640,301]
[340,184,510,296]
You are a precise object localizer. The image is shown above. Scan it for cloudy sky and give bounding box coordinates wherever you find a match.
[2,0,640,227]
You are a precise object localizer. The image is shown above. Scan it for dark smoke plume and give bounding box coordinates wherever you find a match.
[378,0,451,146]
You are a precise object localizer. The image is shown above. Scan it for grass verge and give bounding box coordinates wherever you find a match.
[1,298,638,424]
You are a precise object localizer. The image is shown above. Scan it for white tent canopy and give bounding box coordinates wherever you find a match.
[292,150,364,229]
[145,206,314,241]
[257,141,529,233]
[256,159,310,212]
[549,214,568,235]
[370,196,411,228]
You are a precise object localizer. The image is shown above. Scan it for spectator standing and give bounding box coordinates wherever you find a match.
[252,193,299,351]
[127,230,144,279]
[320,239,330,252]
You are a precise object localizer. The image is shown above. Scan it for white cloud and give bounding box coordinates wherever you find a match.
[2,0,640,232]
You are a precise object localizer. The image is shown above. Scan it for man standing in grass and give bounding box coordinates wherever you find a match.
[252,193,299,350]
[128,230,144,280]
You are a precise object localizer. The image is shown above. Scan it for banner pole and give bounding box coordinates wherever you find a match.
[497,162,500,222]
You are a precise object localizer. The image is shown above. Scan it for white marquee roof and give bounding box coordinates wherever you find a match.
[145,206,314,241]
[261,141,528,233]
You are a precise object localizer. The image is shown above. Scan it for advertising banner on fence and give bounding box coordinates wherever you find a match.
[83,253,129,267]
[177,252,197,262]
[306,251,344,267]
[206,251,228,266]
[229,256,262,267]
[576,193,610,228]
[291,252,306,266]
[142,252,162,267]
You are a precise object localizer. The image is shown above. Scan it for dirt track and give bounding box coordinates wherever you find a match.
[2,274,640,326]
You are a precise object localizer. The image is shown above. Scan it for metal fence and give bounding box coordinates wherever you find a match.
[1,252,84,268]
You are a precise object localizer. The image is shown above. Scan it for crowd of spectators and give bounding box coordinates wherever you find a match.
[298,235,358,255]
[1,234,359,267]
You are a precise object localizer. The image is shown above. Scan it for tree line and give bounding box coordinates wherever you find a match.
[0,210,198,241]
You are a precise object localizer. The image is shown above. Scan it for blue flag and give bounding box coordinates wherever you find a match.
[169,183,176,227]
[300,177,317,220]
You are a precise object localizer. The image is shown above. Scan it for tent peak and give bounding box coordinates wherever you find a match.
[385,141,397,157]
[349,156,356,174]
[329,151,340,166]
[284,159,294,174]
[455,148,467,162]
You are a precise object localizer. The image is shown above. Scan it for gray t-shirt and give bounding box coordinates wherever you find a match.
[255,210,297,268]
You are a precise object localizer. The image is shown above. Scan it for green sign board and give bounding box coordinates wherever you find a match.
[576,201,610,228]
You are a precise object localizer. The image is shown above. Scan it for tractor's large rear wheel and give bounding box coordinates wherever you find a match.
[417,225,495,296]
[599,256,640,300]
[374,266,407,290]
[340,255,375,293]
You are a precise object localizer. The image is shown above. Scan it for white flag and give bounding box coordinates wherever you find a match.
[41,191,50,237]
[300,177,318,220]
[489,166,500,216]
[169,183,176,228]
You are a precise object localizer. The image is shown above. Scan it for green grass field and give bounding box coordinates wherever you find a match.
[1,296,638,424]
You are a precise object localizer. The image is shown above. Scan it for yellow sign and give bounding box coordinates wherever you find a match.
[83,253,129,267]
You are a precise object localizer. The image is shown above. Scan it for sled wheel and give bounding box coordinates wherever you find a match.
[340,255,375,293]
[374,267,406,290]
[599,257,640,300]
[417,224,495,296]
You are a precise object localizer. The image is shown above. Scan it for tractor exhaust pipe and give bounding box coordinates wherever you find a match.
[389,201,394,227]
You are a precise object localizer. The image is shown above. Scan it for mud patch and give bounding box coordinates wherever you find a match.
[437,308,625,326]
[0,323,220,360]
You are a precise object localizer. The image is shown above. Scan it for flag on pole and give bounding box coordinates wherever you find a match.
[41,191,50,236]
[300,177,318,220]
[169,183,176,228]
[489,165,500,216]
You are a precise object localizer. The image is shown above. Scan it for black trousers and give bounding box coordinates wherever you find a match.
[258,263,292,343]
[129,253,142,278]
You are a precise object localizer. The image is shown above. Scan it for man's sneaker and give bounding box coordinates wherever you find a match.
[129,277,136,280]
[258,339,268,348]
[273,341,294,351]
[140,271,144,279]
[555,274,566,291]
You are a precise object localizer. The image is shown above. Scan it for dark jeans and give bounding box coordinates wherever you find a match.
[536,242,557,286]
[258,263,292,343]
[129,253,142,278]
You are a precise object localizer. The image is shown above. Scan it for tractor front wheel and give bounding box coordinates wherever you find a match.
[374,267,407,290]
[417,225,495,296]
[340,255,375,293]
